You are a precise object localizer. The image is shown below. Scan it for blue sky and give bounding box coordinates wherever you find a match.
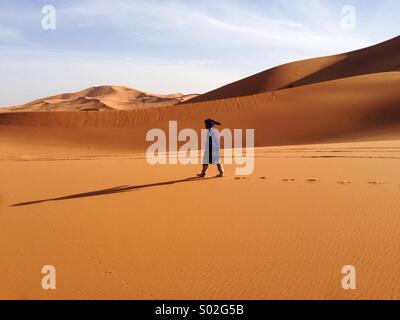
[0,0,398,106]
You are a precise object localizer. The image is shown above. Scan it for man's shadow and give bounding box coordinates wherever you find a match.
[11,176,219,207]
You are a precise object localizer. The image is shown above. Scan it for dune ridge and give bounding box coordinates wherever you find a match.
[183,36,400,104]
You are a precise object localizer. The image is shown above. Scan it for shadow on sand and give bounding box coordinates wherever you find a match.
[11,176,219,207]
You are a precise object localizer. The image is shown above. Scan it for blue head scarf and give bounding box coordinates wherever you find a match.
[204,119,221,128]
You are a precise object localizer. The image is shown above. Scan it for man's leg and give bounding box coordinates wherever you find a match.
[197,164,209,177]
[217,163,224,177]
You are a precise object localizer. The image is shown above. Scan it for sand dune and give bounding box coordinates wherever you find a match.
[184,36,400,104]
[1,72,399,153]
[1,86,199,112]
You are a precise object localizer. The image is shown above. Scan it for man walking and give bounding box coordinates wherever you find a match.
[197,119,224,178]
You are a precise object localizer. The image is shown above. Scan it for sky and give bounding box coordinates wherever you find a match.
[0,0,398,106]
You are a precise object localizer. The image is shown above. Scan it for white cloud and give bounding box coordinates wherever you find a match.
[59,0,370,50]
[57,0,372,65]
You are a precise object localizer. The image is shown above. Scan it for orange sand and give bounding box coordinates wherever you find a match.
[1,141,400,299]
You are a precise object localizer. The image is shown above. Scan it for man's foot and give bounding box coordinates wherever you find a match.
[216,173,224,178]
[197,173,206,178]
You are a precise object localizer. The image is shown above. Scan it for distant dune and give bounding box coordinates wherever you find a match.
[183,36,400,104]
[0,86,199,112]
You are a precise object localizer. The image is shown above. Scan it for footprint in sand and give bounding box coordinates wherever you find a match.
[235,177,249,180]
[282,178,296,182]
[337,181,351,185]
[307,179,318,183]
[368,181,383,185]
[259,177,268,180]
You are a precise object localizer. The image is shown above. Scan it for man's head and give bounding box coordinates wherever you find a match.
[204,119,221,129]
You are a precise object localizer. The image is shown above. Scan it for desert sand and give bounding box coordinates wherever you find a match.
[1,141,400,299]
[0,36,400,299]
